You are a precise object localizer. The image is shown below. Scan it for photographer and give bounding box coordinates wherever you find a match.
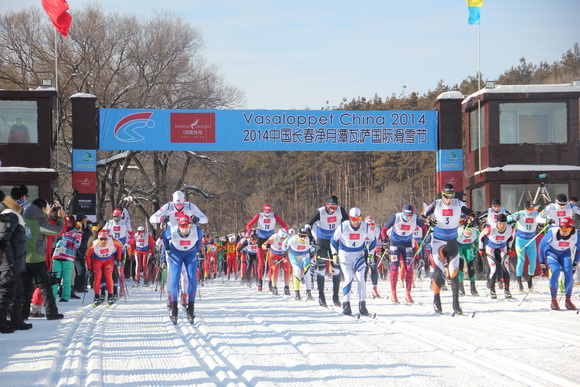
[22,199,66,320]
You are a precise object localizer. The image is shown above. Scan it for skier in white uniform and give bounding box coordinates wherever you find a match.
[150,190,208,231]
[283,227,315,301]
[330,208,377,316]
[536,193,580,227]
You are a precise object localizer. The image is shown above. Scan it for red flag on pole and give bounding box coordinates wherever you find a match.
[41,0,72,37]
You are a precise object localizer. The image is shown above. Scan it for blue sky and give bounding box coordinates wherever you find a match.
[3,1,579,109]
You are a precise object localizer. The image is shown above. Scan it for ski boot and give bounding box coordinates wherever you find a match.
[470,281,479,296]
[490,290,497,299]
[527,276,534,290]
[391,290,399,303]
[551,297,560,310]
[268,281,273,292]
[372,286,381,299]
[107,294,115,307]
[565,297,576,310]
[272,286,278,296]
[284,286,290,295]
[133,281,139,289]
[342,301,352,316]
[257,279,263,291]
[405,291,414,304]
[0,310,16,334]
[8,309,32,331]
[181,293,188,309]
[317,276,327,307]
[333,295,341,307]
[295,290,301,301]
[433,294,443,314]
[452,294,462,315]
[306,290,314,301]
[504,289,512,299]
[458,283,465,296]
[517,276,524,292]
[359,301,369,316]
[170,302,179,324]
[93,295,102,307]
[319,295,327,307]
[187,302,195,324]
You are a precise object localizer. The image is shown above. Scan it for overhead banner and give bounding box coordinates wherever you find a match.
[99,109,438,151]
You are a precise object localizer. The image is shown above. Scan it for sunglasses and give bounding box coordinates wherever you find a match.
[98,238,108,241]
[442,192,455,198]
[327,204,338,210]
[350,216,362,222]
[560,227,573,232]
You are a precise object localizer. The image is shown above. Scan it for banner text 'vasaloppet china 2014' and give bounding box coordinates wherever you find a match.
[98,109,438,151]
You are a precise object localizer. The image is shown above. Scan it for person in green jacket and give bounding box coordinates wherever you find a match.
[22,198,65,320]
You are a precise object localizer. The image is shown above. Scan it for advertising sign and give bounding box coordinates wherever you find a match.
[99,109,438,151]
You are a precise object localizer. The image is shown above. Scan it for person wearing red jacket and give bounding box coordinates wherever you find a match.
[86,230,123,306]
[246,204,288,291]
[131,226,155,287]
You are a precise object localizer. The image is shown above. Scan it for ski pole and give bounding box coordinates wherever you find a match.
[411,225,433,260]
[517,223,550,254]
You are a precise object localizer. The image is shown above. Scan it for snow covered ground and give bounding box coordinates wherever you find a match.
[1,275,579,387]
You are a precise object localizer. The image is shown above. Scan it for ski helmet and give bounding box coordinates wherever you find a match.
[137,226,145,232]
[403,205,414,217]
[364,216,375,225]
[441,184,455,198]
[263,204,272,213]
[177,216,191,225]
[349,207,362,222]
[556,193,568,205]
[327,195,339,206]
[278,229,289,239]
[559,217,574,229]
[112,209,122,217]
[98,229,109,239]
[298,227,308,237]
[491,199,501,207]
[496,214,508,223]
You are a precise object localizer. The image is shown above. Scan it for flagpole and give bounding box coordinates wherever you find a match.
[54,28,60,175]
[477,22,481,174]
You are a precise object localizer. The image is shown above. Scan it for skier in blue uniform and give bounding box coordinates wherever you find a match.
[162,216,203,324]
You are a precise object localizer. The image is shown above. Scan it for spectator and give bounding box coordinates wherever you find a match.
[74,213,92,293]
[8,118,30,143]
[0,190,31,331]
[51,216,82,302]
[10,184,29,211]
[22,198,65,320]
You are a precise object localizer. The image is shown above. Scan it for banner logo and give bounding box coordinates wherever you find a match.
[170,112,216,143]
[114,112,154,143]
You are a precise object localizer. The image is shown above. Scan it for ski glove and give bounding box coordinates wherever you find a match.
[512,214,521,222]
[546,218,555,225]
[428,218,437,227]
[116,260,123,268]
[160,215,170,224]
[331,254,339,265]
[190,215,199,224]
[541,263,548,275]
[160,261,167,270]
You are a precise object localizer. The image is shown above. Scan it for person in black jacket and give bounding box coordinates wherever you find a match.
[0,190,32,332]
[74,213,93,293]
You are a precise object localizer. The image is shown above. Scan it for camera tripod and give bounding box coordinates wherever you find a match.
[518,180,552,210]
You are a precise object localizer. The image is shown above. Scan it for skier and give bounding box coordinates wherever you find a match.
[262,228,291,296]
[331,208,377,316]
[304,195,349,307]
[224,236,238,280]
[245,205,288,291]
[162,216,203,324]
[457,221,480,296]
[103,208,133,298]
[85,230,123,306]
[507,200,540,291]
[538,217,579,310]
[364,216,382,299]
[421,184,477,314]
[381,205,425,304]
[150,190,208,231]
[237,231,259,286]
[536,193,580,226]
[283,227,315,301]
[478,214,515,299]
[131,226,156,287]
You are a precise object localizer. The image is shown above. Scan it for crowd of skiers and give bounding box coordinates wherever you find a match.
[2,184,579,332]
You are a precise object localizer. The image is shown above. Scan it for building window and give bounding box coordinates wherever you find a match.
[471,186,486,213]
[470,107,485,150]
[0,100,38,144]
[500,183,568,213]
[499,102,567,144]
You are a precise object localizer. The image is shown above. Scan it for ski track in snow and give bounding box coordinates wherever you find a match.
[0,277,579,386]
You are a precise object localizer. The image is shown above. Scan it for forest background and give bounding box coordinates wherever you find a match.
[1,5,579,235]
